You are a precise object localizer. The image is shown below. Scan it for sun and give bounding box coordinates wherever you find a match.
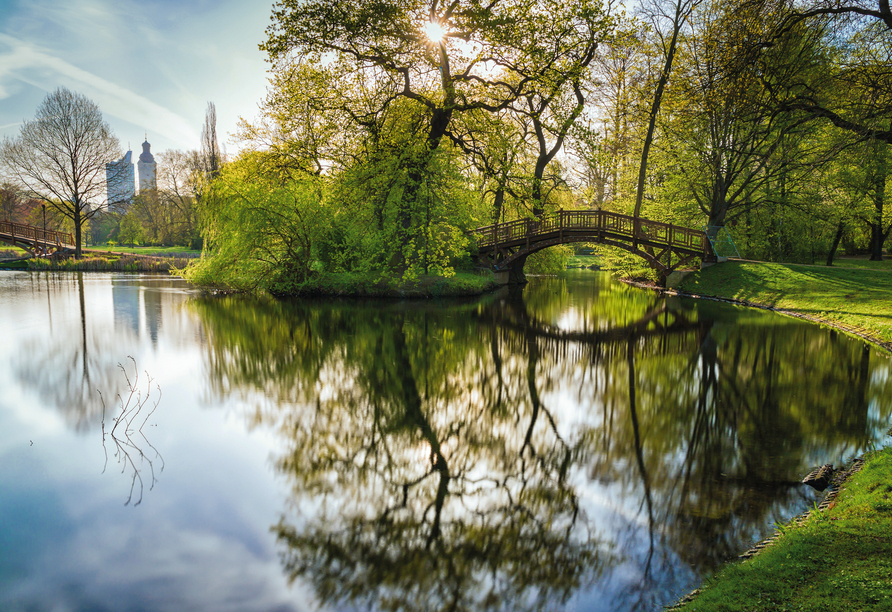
[424,20,447,43]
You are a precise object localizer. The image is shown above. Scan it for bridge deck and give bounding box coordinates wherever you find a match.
[471,210,713,275]
[0,220,74,252]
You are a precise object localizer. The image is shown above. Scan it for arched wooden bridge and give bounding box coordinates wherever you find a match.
[0,220,74,255]
[470,210,715,283]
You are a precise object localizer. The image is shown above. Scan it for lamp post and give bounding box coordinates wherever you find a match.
[42,204,46,256]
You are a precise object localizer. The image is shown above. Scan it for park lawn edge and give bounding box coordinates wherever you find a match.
[270,270,499,298]
[669,447,892,611]
[0,261,500,298]
[670,261,892,354]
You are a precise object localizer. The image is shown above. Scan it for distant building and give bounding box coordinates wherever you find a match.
[106,150,135,213]
[138,139,156,192]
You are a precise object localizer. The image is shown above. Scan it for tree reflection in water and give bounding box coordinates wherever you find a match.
[13,273,167,505]
[15,272,124,430]
[190,275,892,612]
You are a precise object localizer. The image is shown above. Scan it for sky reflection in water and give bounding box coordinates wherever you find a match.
[0,270,889,612]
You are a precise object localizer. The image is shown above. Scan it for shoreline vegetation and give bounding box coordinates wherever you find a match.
[670,446,892,611]
[0,247,500,297]
[672,259,892,353]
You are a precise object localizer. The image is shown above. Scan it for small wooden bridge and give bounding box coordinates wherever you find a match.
[470,210,715,283]
[0,220,74,255]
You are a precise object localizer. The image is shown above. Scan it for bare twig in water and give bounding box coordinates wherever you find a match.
[99,356,164,506]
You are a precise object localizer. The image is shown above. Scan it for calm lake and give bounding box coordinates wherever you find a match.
[1,270,890,612]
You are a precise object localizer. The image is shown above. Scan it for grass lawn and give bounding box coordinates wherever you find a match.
[830,257,892,271]
[677,260,892,347]
[0,246,29,257]
[675,447,892,611]
[288,270,498,298]
[86,245,200,256]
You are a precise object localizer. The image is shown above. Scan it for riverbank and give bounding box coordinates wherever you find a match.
[672,260,892,353]
[0,255,500,298]
[661,259,892,610]
[262,270,499,298]
[0,251,192,272]
[671,447,892,611]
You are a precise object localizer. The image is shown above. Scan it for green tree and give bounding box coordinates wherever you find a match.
[261,0,617,264]
[632,0,703,220]
[654,0,828,237]
[183,151,331,293]
[118,209,145,248]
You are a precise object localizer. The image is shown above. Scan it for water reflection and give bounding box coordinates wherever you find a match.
[15,273,126,430]
[13,273,196,431]
[190,273,892,611]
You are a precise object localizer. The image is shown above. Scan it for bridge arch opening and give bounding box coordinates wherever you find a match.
[472,210,714,285]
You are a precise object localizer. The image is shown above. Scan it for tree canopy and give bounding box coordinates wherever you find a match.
[179,0,892,292]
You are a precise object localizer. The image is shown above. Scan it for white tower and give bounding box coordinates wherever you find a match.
[138,138,156,192]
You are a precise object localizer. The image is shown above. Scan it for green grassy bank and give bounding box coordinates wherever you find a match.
[0,253,194,272]
[675,260,892,350]
[674,447,892,611]
[265,270,498,298]
[85,245,201,257]
[671,258,892,610]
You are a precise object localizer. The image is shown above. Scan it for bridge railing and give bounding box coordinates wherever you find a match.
[0,220,74,248]
[472,210,710,255]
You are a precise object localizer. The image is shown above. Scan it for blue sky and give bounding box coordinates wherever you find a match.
[0,0,272,157]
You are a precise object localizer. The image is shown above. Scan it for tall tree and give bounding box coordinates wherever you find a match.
[632,0,703,219]
[0,183,21,222]
[740,0,892,257]
[658,0,825,234]
[200,101,222,181]
[0,88,121,257]
[262,0,616,216]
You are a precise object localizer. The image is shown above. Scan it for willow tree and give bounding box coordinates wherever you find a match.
[0,88,122,257]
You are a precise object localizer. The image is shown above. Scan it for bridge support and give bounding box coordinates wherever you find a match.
[493,254,528,285]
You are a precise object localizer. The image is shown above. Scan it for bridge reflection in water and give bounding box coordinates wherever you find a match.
[189,273,890,612]
[471,210,716,283]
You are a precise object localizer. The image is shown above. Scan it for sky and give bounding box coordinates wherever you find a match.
[0,0,273,159]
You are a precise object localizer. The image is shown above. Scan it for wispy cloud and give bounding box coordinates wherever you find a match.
[0,33,200,148]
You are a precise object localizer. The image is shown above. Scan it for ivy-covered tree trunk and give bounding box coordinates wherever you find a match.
[868,147,887,261]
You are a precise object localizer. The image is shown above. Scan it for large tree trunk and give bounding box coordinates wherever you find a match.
[74,205,83,259]
[492,185,505,224]
[826,221,845,266]
[869,143,888,261]
[706,202,728,239]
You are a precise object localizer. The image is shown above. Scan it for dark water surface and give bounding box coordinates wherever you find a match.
[1,270,890,612]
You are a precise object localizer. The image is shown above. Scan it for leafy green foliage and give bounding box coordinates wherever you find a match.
[117,209,144,248]
[182,152,331,294]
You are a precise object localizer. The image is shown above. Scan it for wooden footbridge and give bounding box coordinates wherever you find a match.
[471,210,715,283]
[0,220,74,255]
